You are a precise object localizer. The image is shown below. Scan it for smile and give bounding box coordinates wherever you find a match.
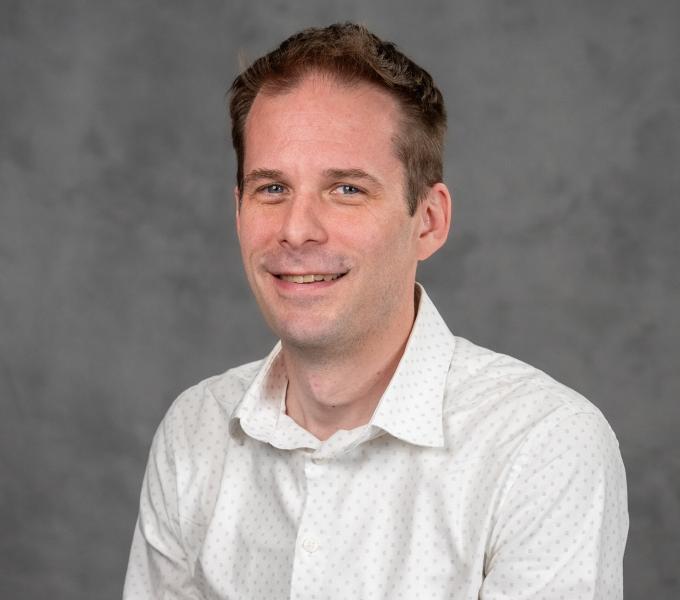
[277,273,345,284]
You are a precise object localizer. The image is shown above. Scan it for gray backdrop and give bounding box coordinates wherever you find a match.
[1,1,678,598]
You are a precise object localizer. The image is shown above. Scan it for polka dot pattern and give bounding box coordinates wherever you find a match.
[123,285,628,599]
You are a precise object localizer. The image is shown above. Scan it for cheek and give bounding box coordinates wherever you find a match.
[365,217,418,257]
[345,226,416,280]
[238,212,276,254]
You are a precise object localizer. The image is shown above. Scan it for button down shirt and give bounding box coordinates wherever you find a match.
[124,286,628,599]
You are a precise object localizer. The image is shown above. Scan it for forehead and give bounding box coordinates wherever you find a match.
[243,73,404,172]
[247,72,402,128]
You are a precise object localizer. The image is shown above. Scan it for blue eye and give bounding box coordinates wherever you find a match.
[264,184,285,194]
[337,184,360,194]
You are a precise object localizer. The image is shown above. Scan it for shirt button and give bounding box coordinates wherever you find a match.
[302,537,319,553]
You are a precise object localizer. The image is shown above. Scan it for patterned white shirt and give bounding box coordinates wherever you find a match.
[124,285,628,599]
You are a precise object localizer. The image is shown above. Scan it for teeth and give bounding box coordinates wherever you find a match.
[280,273,341,283]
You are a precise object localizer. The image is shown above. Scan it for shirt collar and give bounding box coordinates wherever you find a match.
[368,284,455,448]
[228,341,287,445]
[229,284,455,449]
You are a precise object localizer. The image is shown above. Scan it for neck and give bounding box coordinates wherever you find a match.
[283,293,417,441]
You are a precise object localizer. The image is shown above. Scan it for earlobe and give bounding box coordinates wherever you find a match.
[417,183,452,261]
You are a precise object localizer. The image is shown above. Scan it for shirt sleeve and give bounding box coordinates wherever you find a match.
[123,417,201,600]
[480,410,629,600]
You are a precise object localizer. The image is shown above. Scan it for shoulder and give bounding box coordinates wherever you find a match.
[154,358,265,455]
[447,335,601,416]
[443,336,620,460]
[136,359,267,528]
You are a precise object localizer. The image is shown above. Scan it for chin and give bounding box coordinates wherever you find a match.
[272,317,351,353]
[264,305,334,338]
[277,326,335,350]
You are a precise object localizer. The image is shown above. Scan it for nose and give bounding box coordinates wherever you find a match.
[277,193,328,249]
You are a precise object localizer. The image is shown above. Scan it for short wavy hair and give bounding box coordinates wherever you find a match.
[228,22,447,215]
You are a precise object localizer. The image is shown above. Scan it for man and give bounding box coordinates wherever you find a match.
[124,23,628,599]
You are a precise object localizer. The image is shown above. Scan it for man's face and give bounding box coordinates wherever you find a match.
[236,73,427,354]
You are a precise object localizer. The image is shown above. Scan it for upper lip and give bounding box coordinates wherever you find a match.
[262,251,349,276]
[274,271,345,276]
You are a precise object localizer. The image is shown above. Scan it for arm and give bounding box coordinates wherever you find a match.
[123,419,200,600]
[480,411,628,599]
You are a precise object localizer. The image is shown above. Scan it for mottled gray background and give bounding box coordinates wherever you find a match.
[1,1,678,598]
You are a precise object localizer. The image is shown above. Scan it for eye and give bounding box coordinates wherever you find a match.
[261,183,285,194]
[333,184,362,195]
[251,182,288,205]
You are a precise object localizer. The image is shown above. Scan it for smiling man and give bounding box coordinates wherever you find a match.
[124,23,628,600]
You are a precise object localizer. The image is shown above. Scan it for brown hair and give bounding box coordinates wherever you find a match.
[229,22,447,215]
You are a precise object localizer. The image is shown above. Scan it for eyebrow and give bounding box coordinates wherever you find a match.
[242,167,383,189]
[322,168,382,188]
[242,169,284,187]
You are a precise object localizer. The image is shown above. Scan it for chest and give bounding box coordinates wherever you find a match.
[180,438,512,600]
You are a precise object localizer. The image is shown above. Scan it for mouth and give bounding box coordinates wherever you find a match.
[275,272,347,284]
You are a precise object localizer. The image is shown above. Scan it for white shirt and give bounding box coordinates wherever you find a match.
[124,286,628,599]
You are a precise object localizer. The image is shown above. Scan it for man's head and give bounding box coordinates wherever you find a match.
[229,22,447,215]
[229,23,451,357]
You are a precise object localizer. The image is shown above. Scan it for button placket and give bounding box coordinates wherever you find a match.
[289,455,329,599]
[299,457,325,555]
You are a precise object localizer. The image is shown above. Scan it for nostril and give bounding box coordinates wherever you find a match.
[277,204,328,246]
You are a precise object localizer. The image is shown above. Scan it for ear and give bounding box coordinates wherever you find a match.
[234,186,242,239]
[416,182,452,261]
